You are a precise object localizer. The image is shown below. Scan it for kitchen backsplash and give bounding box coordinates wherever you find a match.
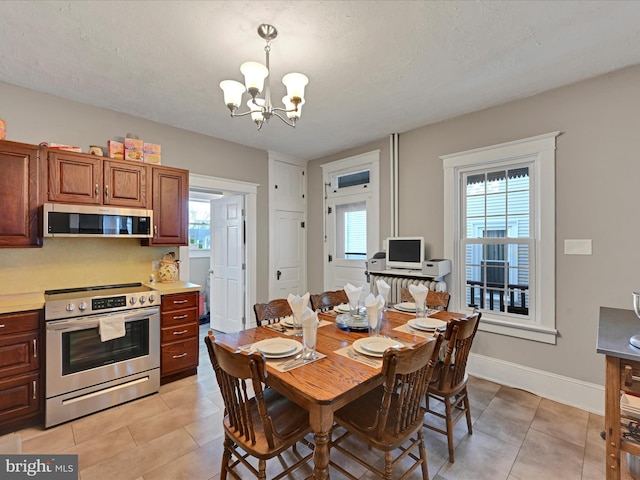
[0,238,175,294]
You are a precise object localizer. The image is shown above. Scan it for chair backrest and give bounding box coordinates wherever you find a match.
[400,288,451,311]
[437,312,481,390]
[310,289,348,311]
[204,331,277,448]
[253,299,292,325]
[373,334,443,440]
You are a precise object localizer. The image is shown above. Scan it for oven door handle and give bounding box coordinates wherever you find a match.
[46,308,159,332]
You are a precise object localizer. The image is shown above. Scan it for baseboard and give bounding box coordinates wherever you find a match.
[467,352,605,416]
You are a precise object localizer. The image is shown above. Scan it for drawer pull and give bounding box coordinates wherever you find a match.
[0,324,5,328]
[173,299,189,304]
[33,339,37,358]
[95,183,99,197]
[172,314,188,320]
[105,185,109,198]
[32,380,37,400]
[624,365,640,386]
[173,329,188,335]
[172,353,188,359]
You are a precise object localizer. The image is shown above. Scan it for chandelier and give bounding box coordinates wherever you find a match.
[219,24,309,131]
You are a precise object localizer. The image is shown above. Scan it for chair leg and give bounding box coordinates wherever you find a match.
[463,387,473,434]
[384,450,393,480]
[418,429,430,480]
[444,395,455,463]
[220,437,233,480]
[257,458,267,480]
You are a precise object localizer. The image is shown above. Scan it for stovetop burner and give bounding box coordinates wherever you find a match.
[45,282,160,321]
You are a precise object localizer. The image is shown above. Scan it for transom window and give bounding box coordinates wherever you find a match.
[442,132,559,344]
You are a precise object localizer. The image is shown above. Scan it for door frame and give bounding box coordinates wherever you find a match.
[179,173,258,330]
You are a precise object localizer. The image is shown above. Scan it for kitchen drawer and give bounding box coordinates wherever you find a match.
[0,332,39,380]
[0,311,41,336]
[161,322,199,344]
[0,372,40,425]
[161,338,199,375]
[621,359,640,395]
[161,292,198,312]
[161,307,198,328]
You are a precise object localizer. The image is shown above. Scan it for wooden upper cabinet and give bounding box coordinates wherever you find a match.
[0,140,42,247]
[48,151,147,208]
[143,166,188,246]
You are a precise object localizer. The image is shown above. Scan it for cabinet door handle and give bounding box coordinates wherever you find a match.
[32,380,37,400]
[172,353,188,359]
[33,339,37,358]
[95,183,99,197]
[173,300,189,304]
[0,324,5,328]
[105,185,109,198]
[172,314,188,320]
[173,329,189,335]
[154,225,158,238]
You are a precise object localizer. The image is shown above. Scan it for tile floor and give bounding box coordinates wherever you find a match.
[0,324,616,480]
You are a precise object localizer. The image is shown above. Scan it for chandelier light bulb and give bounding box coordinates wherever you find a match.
[282,73,309,102]
[247,98,265,124]
[240,61,269,98]
[282,95,305,119]
[219,80,246,111]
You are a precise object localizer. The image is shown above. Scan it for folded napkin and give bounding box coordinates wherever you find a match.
[287,292,310,326]
[376,279,391,304]
[99,315,126,342]
[344,283,363,307]
[365,293,385,329]
[408,283,428,306]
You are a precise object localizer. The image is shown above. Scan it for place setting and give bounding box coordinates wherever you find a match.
[334,283,371,331]
[392,284,448,337]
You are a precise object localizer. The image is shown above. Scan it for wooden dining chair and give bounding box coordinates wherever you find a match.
[253,299,292,325]
[330,334,444,480]
[400,288,451,310]
[204,331,314,480]
[423,311,481,463]
[310,289,348,312]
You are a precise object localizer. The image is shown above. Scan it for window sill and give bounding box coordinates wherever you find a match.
[478,316,558,344]
[189,249,210,259]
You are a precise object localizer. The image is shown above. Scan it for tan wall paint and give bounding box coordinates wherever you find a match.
[309,65,640,386]
[0,82,270,301]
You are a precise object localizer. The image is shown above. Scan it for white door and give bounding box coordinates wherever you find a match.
[273,210,306,298]
[210,195,245,333]
[325,194,372,296]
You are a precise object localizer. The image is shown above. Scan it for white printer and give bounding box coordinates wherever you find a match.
[366,252,386,272]
[422,259,451,277]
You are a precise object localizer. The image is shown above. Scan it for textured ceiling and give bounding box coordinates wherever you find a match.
[1,1,640,160]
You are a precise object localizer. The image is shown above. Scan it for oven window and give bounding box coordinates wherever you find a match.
[62,319,150,375]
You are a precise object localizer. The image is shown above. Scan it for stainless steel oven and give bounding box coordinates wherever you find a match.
[44,284,161,427]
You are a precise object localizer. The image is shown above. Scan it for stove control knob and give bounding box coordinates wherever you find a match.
[129,297,137,305]
[139,295,147,304]
[78,302,88,311]
[66,303,76,312]
[149,294,157,303]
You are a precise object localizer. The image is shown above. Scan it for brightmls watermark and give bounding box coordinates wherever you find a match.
[1,455,78,479]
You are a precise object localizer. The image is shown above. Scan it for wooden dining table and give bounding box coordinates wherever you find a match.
[213,307,462,480]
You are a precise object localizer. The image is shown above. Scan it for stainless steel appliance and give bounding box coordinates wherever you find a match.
[43,203,153,238]
[45,283,161,427]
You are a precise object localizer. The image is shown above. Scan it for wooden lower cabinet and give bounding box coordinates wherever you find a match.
[160,292,199,384]
[0,310,43,434]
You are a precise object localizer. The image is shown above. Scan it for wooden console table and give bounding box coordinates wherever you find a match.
[597,306,640,479]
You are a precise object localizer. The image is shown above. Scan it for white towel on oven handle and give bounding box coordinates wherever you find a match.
[99,315,126,342]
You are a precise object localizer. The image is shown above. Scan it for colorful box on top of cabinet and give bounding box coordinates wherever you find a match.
[143,142,161,164]
[108,140,124,160]
[125,137,143,161]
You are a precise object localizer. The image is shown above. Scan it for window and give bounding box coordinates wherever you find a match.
[442,132,559,344]
[188,199,211,252]
[336,201,367,260]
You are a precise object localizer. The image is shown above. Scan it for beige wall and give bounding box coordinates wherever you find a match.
[309,65,640,386]
[0,82,270,301]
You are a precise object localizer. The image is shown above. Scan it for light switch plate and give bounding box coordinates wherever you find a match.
[564,239,592,255]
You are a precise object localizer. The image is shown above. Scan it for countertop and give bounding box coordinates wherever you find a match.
[0,282,202,315]
[597,306,640,361]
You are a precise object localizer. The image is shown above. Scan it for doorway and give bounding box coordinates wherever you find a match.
[179,173,258,333]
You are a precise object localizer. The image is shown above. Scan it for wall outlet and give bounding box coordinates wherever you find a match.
[564,239,592,255]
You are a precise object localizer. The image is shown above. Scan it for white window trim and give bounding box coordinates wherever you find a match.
[442,132,560,344]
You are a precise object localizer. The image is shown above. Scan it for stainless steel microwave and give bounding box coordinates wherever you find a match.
[43,203,153,238]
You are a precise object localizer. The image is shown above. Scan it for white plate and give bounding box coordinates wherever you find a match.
[251,338,302,358]
[335,314,369,331]
[353,337,402,357]
[408,318,447,331]
[281,316,296,327]
[394,302,416,312]
[334,303,351,313]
